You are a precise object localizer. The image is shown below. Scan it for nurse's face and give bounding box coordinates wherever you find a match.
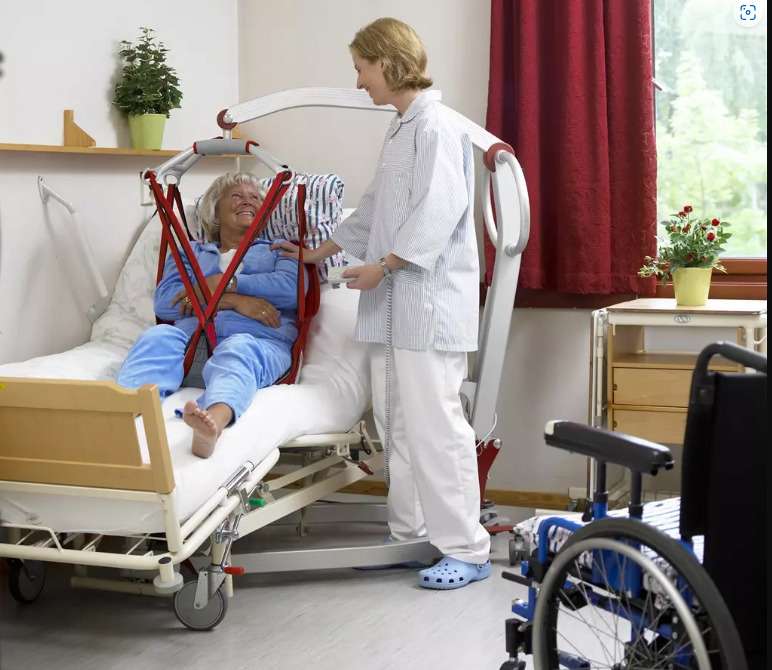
[353,52,392,106]
[216,183,263,238]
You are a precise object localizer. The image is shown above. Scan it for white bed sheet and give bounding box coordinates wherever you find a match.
[0,208,368,534]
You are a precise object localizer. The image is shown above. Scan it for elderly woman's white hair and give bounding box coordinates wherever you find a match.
[197,172,266,242]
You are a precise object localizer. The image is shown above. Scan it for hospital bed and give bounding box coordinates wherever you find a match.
[0,88,530,630]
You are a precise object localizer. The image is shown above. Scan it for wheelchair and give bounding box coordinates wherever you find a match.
[500,342,766,669]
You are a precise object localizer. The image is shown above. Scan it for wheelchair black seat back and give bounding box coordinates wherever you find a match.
[680,343,767,668]
[502,342,766,670]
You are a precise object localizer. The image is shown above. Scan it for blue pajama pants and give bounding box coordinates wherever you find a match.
[117,324,291,421]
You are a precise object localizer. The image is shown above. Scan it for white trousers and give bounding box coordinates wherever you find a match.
[370,345,491,564]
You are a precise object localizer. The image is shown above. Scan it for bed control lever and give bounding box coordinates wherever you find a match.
[335,443,375,475]
[338,451,374,476]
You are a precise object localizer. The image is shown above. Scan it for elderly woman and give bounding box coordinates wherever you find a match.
[118,172,303,458]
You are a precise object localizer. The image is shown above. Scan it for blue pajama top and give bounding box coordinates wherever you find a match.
[154,239,303,345]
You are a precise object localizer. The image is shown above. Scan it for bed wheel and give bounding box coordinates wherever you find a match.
[8,559,47,604]
[173,580,228,631]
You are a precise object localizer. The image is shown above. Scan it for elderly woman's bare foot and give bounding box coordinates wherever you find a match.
[183,401,221,458]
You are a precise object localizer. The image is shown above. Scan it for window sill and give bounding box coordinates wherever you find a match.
[654,258,767,301]
[492,259,767,309]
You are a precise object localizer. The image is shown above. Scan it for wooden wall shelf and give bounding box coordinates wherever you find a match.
[0,143,180,158]
[0,111,246,160]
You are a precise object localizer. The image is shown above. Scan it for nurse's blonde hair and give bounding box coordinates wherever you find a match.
[197,172,265,243]
[350,18,432,92]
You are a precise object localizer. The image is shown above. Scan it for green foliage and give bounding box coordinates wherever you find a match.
[654,0,767,258]
[639,205,732,281]
[113,27,182,117]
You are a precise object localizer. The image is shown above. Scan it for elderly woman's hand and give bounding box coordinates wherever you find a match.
[172,274,225,316]
[219,294,281,328]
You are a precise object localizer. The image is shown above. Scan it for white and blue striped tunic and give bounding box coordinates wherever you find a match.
[332,92,479,352]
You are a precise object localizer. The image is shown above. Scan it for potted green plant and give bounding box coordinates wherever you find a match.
[113,27,182,150]
[639,204,732,306]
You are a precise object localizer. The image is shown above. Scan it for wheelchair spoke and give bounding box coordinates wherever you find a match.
[572,567,618,643]
[534,521,744,670]
[555,627,614,668]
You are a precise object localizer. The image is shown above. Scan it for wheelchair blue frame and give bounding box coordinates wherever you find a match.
[511,501,698,667]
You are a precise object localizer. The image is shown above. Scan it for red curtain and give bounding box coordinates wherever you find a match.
[486,0,657,295]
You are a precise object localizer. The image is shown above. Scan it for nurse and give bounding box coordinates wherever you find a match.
[274,18,490,589]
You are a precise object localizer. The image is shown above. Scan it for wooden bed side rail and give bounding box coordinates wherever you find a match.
[0,378,174,494]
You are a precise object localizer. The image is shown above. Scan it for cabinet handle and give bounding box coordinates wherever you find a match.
[612,420,618,429]
[613,383,618,391]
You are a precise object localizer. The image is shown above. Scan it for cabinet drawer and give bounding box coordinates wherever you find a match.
[611,409,687,445]
[613,368,692,407]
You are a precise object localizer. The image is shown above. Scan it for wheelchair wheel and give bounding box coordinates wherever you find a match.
[532,518,747,670]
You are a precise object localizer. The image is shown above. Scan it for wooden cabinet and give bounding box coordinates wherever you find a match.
[612,366,693,407]
[596,299,767,447]
[585,298,767,501]
[610,409,687,445]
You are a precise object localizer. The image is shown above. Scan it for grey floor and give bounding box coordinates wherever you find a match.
[0,502,536,670]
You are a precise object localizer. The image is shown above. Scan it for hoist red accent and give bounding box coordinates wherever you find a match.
[147,169,320,384]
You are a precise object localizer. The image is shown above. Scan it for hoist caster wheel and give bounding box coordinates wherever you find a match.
[173,580,228,631]
[8,559,47,604]
[508,538,527,566]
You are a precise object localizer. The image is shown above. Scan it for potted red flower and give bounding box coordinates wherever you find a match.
[639,205,732,306]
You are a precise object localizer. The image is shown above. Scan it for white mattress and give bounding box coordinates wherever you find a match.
[0,213,369,535]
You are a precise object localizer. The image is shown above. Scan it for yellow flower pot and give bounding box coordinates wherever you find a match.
[672,267,712,306]
[128,114,167,150]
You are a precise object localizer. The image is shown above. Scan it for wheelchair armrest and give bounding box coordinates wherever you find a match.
[544,420,674,475]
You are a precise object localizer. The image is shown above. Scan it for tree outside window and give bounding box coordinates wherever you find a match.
[654,0,767,257]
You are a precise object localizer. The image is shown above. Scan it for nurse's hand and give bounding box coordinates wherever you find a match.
[344,264,384,291]
[272,240,301,259]
[272,239,341,266]
[272,240,323,264]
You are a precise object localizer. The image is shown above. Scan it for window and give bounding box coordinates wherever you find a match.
[653,0,767,259]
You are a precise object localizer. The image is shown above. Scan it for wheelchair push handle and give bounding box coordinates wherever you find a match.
[695,341,766,376]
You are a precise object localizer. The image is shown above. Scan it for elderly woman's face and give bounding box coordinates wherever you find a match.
[216,182,262,239]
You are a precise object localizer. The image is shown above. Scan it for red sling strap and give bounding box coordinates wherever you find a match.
[277,184,321,385]
[147,169,293,377]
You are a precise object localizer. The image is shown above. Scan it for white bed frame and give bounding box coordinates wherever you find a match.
[0,88,529,628]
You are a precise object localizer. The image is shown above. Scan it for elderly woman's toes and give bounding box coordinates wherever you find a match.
[183,401,220,458]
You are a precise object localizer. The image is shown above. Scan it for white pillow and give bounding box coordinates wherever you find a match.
[257,173,346,281]
[90,220,160,350]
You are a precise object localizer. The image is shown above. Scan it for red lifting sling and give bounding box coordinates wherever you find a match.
[146,170,320,385]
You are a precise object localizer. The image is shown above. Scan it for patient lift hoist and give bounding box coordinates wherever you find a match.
[2,89,530,630]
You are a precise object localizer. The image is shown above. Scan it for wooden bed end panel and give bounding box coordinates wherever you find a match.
[0,378,174,494]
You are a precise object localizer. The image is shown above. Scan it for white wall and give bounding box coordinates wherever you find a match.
[238,0,590,493]
[0,1,240,363]
[237,0,491,202]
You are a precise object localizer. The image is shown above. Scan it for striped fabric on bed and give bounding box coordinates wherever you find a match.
[258,173,346,282]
